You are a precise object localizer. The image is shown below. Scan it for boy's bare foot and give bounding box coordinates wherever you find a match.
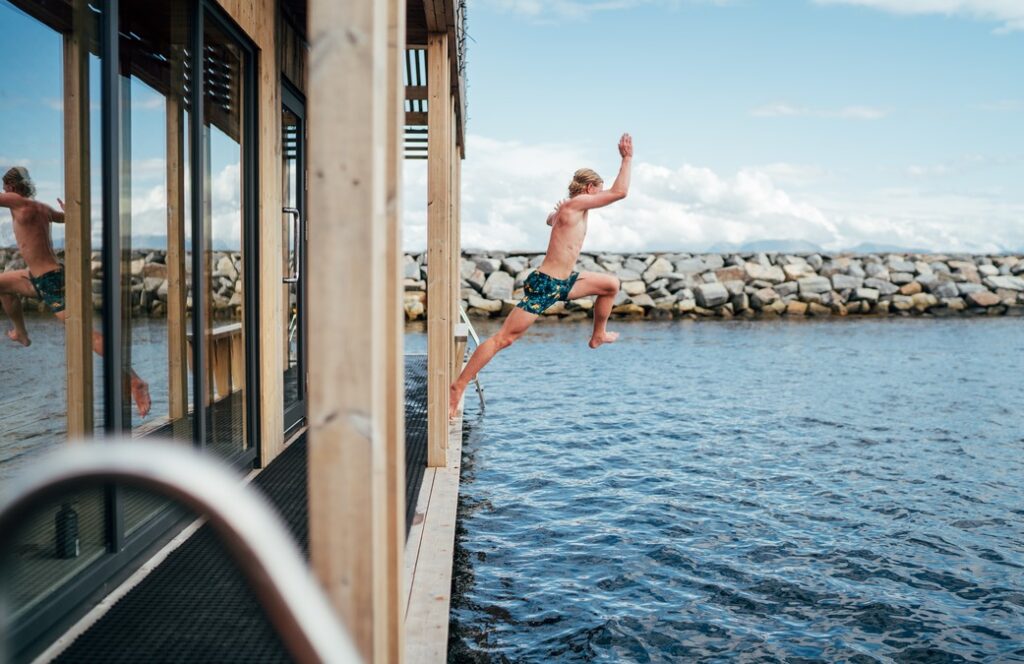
[588,330,619,349]
[131,377,152,418]
[449,382,465,420]
[6,328,30,347]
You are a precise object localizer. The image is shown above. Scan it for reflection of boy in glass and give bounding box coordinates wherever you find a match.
[0,167,151,417]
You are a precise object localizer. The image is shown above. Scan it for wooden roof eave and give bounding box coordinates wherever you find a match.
[404,0,466,160]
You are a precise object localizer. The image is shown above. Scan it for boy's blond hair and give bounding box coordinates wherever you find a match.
[568,168,602,197]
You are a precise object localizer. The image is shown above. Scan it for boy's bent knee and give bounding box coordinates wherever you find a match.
[494,334,518,350]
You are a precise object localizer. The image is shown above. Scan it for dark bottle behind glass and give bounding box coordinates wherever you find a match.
[55,503,80,559]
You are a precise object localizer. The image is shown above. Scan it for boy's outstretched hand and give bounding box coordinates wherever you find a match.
[619,133,633,159]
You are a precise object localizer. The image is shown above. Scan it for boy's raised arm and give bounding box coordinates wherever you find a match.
[564,133,633,212]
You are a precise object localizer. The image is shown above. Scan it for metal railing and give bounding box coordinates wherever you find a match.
[0,440,362,664]
[459,305,485,411]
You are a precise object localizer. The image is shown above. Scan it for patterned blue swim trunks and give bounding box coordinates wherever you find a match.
[516,269,579,314]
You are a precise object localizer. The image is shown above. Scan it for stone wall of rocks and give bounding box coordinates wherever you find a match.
[402,251,1024,321]
[0,248,243,319]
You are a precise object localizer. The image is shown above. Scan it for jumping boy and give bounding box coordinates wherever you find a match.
[449,133,633,417]
[0,166,151,417]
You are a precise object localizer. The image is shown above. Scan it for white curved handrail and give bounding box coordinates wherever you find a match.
[0,440,362,664]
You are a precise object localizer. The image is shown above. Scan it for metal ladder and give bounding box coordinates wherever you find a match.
[459,305,485,412]
[0,440,362,664]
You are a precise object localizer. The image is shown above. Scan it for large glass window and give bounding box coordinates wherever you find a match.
[0,0,108,628]
[1,1,257,654]
[202,12,248,458]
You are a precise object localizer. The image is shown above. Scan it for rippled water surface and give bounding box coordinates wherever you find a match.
[409,318,1024,663]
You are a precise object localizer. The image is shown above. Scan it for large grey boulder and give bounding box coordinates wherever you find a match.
[475,257,501,274]
[501,257,527,275]
[865,263,890,279]
[622,280,646,296]
[700,254,725,270]
[482,271,514,300]
[831,274,863,290]
[776,281,799,298]
[674,257,705,274]
[851,288,880,302]
[467,269,487,291]
[890,272,914,285]
[957,282,987,296]
[887,258,916,273]
[750,287,779,309]
[722,280,746,296]
[624,257,648,274]
[467,294,502,312]
[798,276,831,294]
[642,257,674,283]
[978,264,1000,277]
[615,268,643,282]
[629,293,655,308]
[783,263,814,280]
[984,275,1024,291]
[695,282,729,308]
[864,278,899,295]
[745,263,785,283]
[932,281,960,299]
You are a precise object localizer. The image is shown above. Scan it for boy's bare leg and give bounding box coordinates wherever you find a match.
[0,270,37,346]
[588,290,618,349]
[449,307,538,418]
[567,271,620,348]
[1,294,30,346]
[54,310,152,417]
[88,329,152,418]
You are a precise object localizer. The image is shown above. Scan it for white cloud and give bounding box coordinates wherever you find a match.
[751,103,889,120]
[402,134,1024,254]
[812,0,1024,33]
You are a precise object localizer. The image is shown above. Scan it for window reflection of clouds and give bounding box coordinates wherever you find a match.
[0,1,63,236]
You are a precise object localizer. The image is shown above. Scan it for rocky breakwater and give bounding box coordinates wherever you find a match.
[402,251,1024,321]
[0,248,243,319]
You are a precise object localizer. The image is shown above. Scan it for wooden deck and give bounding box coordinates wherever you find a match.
[403,409,463,662]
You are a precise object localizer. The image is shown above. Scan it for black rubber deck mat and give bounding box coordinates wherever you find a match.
[404,355,429,535]
[53,357,431,663]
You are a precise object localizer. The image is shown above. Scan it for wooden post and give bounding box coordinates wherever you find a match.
[385,0,408,660]
[166,70,189,438]
[454,139,463,373]
[426,33,451,468]
[452,100,460,387]
[63,5,93,439]
[307,0,390,660]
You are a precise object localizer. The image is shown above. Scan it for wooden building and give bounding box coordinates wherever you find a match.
[0,0,467,660]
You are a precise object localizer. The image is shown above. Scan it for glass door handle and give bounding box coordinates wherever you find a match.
[282,207,300,284]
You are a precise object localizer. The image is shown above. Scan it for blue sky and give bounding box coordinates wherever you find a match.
[404,0,1024,252]
[2,0,1021,254]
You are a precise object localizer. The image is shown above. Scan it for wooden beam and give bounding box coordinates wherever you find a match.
[426,32,451,468]
[386,0,408,660]
[166,41,188,437]
[448,96,459,384]
[405,85,427,100]
[307,0,390,660]
[423,0,445,32]
[63,6,93,439]
[405,111,428,126]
